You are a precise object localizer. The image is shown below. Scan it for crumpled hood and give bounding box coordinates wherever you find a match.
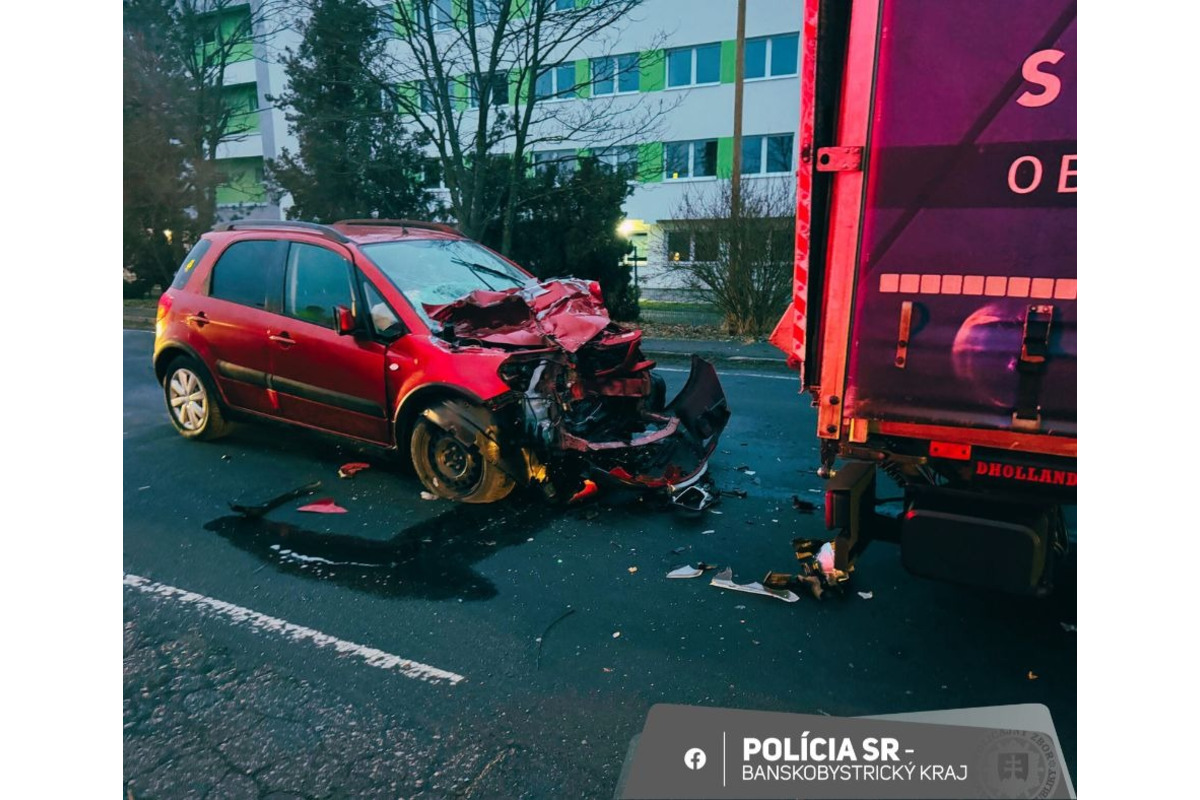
[425,278,617,353]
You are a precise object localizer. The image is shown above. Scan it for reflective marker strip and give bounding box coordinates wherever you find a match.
[123,574,465,685]
[879,273,1077,300]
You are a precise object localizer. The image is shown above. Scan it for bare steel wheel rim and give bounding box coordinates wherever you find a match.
[429,433,480,491]
[169,368,208,431]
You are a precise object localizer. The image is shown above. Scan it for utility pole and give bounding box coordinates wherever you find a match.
[730,0,747,218]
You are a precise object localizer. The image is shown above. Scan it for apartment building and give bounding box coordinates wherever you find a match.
[216,0,801,299]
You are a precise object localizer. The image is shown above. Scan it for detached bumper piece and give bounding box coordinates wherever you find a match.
[575,356,730,504]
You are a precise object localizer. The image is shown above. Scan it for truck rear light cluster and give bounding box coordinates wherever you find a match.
[929,441,971,460]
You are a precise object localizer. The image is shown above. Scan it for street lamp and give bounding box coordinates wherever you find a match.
[617,219,646,299]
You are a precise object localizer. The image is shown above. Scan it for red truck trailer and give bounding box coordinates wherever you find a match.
[771,0,1076,594]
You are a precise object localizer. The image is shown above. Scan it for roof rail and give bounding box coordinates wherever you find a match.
[213,219,351,244]
[334,219,461,235]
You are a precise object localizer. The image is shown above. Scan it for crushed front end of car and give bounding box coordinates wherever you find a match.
[427,279,731,509]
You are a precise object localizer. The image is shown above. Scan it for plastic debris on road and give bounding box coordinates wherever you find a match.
[229,481,322,518]
[667,565,703,579]
[710,567,800,603]
[857,591,874,600]
[420,491,438,501]
[792,495,818,514]
[297,498,348,514]
[337,462,371,479]
[569,479,599,504]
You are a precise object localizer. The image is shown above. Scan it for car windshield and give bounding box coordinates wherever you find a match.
[360,239,530,326]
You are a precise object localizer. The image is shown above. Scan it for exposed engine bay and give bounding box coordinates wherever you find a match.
[425,279,731,507]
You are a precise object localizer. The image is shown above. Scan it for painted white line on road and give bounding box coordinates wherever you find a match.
[123,573,466,686]
[654,366,798,382]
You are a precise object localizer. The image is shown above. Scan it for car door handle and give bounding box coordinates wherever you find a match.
[186,312,209,327]
[268,332,296,346]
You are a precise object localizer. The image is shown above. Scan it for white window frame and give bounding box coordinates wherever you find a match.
[468,72,507,109]
[532,149,579,176]
[535,63,577,102]
[666,43,721,89]
[664,139,718,181]
[743,33,799,81]
[596,145,639,178]
[591,53,640,96]
[471,0,501,24]
[740,133,794,175]
[416,0,455,32]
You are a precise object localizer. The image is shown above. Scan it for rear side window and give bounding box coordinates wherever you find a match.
[209,240,288,309]
[284,243,355,329]
[169,240,212,290]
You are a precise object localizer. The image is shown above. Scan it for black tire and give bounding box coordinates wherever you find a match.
[162,355,232,441]
[410,399,515,504]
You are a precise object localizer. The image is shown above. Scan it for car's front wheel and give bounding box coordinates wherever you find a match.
[410,399,515,503]
[163,355,231,440]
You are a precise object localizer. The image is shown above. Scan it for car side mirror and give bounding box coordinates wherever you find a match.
[334,305,357,336]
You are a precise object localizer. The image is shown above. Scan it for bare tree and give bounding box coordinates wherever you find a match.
[128,0,285,226]
[377,0,675,252]
[663,178,795,336]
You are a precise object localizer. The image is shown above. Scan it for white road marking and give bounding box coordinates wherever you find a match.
[123,573,466,685]
[654,366,798,382]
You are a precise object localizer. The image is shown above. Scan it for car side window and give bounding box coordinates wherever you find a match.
[285,243,355,329]
[170,240,212,290]
[362,280,404,338]
[208,240,288,310]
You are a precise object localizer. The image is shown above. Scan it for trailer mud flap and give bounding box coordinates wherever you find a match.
[901,495,1056,595]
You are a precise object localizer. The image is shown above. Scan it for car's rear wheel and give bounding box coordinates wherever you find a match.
[410,400,515,503]
[163,355,231,441]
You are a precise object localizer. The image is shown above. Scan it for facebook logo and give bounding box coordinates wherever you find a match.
[684,748,707,770]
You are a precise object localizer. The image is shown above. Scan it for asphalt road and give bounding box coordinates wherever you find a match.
[123,329,1077,799]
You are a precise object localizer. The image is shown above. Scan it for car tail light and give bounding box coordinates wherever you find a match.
[155,294,173,337]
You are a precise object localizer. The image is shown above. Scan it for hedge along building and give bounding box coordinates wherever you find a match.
[212,0,801,301]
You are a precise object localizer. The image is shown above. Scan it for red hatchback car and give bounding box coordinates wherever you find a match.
[154,220,729,505]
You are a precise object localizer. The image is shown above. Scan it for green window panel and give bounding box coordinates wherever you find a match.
[575,60,591,99]
[395,2,414,36]
[508,70,530,104]
[512,0,530,19]
[716,136,734,178]
[720,40,737,84]
[452,0,467,28]
[223,84,260,135]
[452,75,469,110]
[219,7,254,63]
[640,49,665,92]
[637,142,663,183]
[216,157,266,205]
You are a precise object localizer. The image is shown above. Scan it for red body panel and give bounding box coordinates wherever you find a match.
[153,223,728,500]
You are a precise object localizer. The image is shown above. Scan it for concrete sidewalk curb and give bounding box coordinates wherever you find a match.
[642,348,787,367]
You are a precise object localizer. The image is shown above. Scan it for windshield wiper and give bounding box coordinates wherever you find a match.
[449,257,521,288]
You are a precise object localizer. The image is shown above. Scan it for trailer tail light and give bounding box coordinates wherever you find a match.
[929,441,971,460]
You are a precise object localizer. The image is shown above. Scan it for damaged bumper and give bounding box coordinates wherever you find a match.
[562,356,730,499]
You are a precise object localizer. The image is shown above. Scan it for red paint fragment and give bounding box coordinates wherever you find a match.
[297,498,348,514]
[569,479,599,504]
[338,462,371,478]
